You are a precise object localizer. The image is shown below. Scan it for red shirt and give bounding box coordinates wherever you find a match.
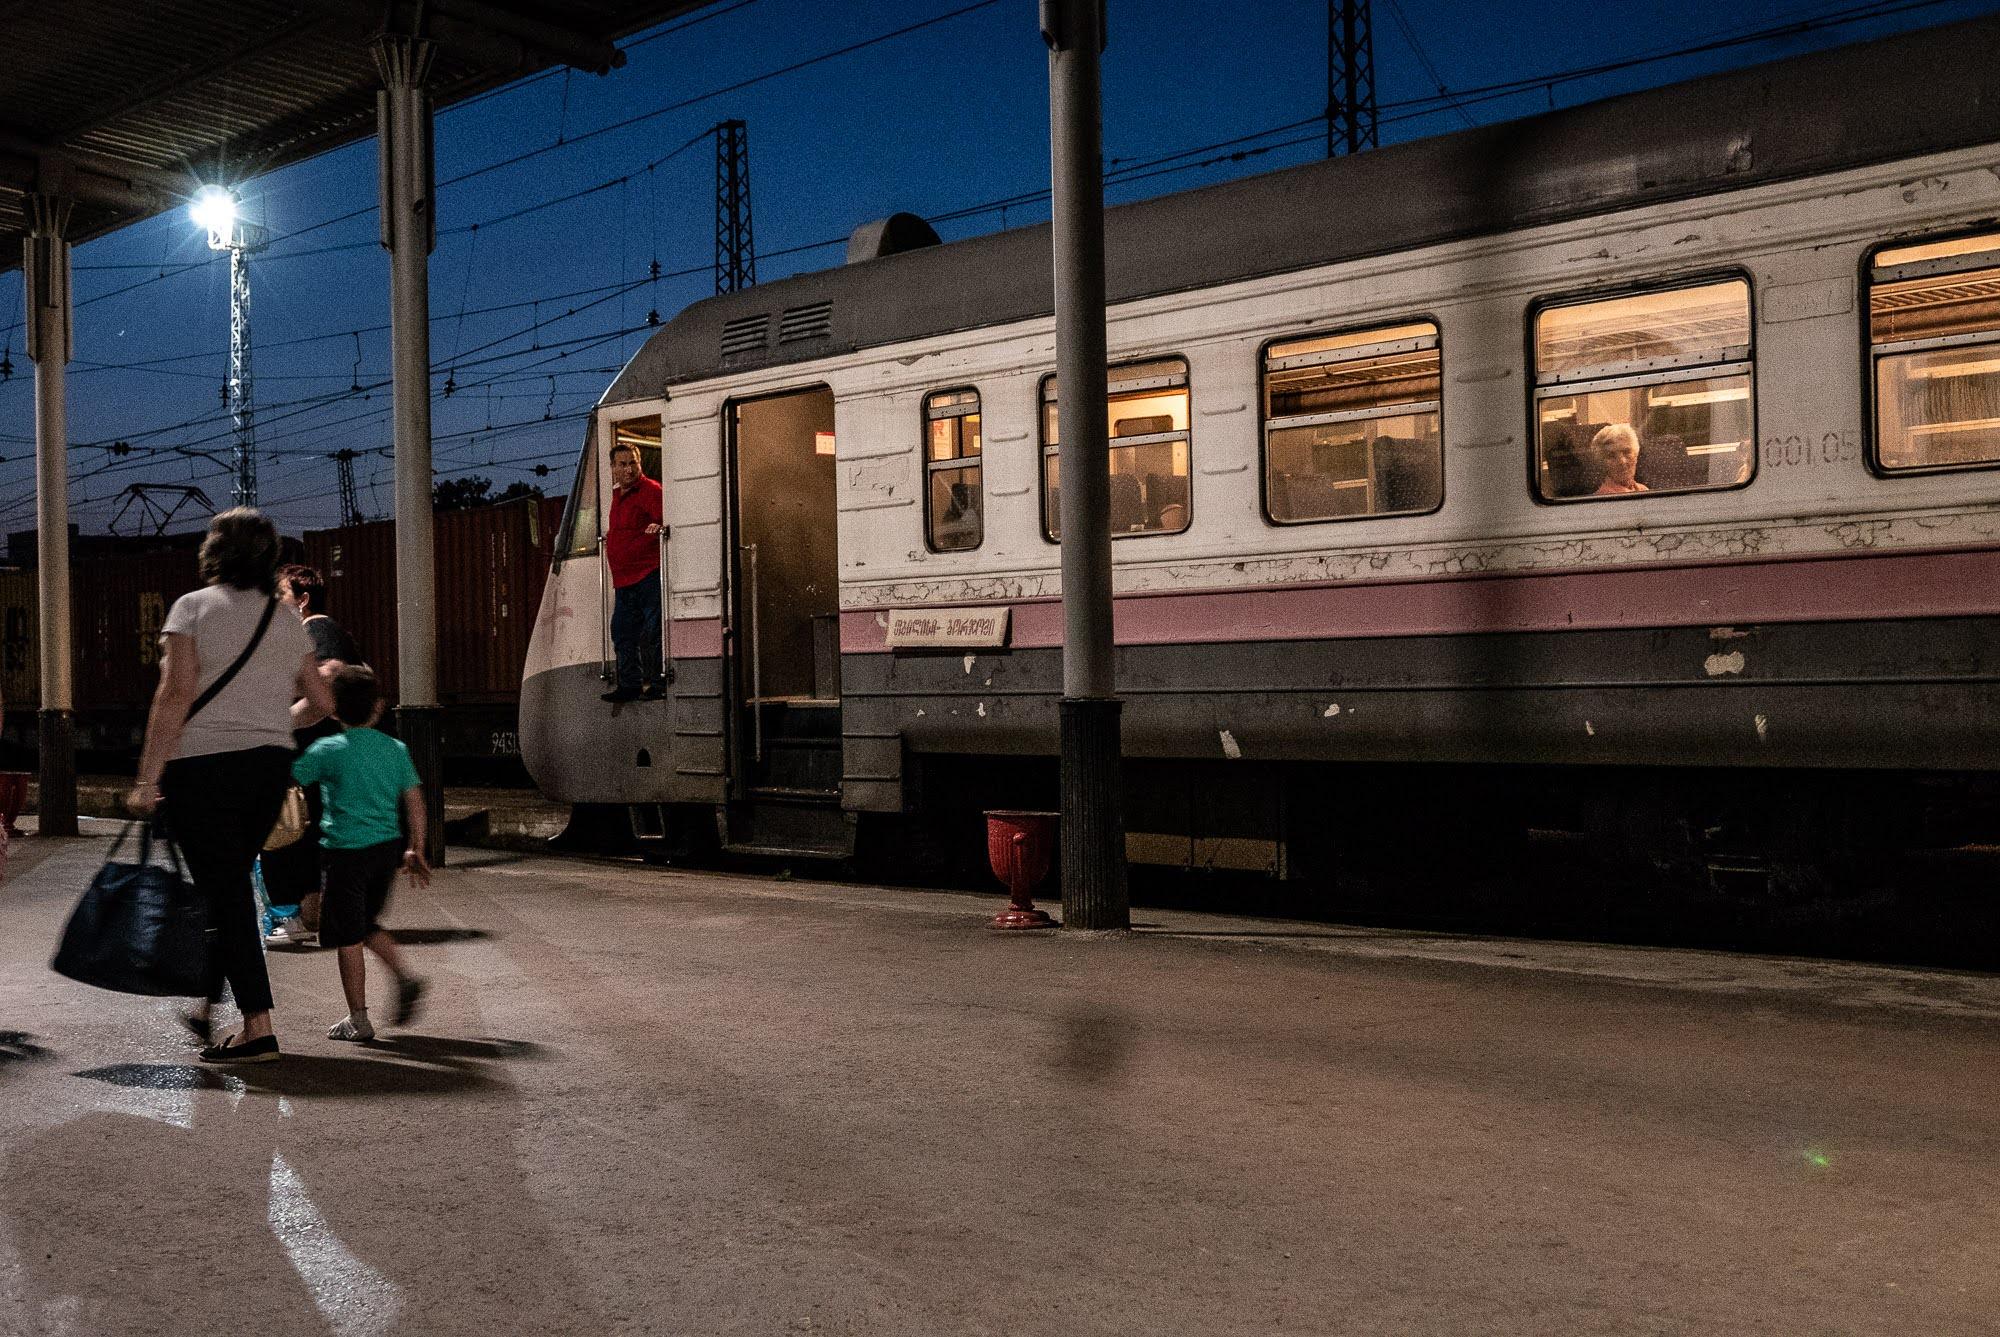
[605,475,663,588]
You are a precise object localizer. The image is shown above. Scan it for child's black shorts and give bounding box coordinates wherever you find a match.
[318,838,404,948]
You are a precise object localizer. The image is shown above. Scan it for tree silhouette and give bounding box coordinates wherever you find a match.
[432,475,492,511]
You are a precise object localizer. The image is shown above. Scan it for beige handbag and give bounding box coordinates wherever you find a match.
[263,784,309,851]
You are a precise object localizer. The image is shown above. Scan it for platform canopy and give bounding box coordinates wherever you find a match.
[0,0,719,267]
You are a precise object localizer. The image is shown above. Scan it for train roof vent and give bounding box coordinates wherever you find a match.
[846,213,941,265]
[720,313,770,358]
[778,300,833,344]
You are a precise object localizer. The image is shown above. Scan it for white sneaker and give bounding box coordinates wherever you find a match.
[328,1015,375,1042]
[265,916,315,947]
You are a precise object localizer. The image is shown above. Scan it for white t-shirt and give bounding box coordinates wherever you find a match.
[161,584,315,760]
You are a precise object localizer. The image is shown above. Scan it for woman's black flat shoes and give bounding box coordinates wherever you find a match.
[198,1033,280,1064]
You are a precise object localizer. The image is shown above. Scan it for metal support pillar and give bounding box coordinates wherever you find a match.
[1043,0,1126,930]
[24,193,76,838]
[375,35,445,866]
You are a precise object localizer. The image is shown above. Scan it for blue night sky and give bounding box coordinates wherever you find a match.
[2,0,1996,537]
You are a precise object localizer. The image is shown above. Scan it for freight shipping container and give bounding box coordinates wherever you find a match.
[74,547,200,711]
[305,494,566,707]
[0,568,35,715]
[0,541,202,758]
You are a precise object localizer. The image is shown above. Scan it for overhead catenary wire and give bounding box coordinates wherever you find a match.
[8,0,1976,526]
[49,0,1008,317]
[1380,0,1478,130]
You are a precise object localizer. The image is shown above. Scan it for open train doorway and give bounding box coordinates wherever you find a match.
[724,387,846,850]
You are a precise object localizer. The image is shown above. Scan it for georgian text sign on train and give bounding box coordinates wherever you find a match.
[886,606,1012,649]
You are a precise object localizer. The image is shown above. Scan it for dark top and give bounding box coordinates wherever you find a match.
[297,614,364,749]
[305,614,361,667]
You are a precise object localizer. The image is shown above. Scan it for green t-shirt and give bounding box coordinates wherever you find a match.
[292,727,421,851]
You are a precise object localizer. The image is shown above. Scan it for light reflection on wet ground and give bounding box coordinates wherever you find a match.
[4,835,2000,1335]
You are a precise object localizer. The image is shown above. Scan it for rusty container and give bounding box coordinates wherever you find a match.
[72,546,200,710]
[307,515,399,698]
[306,494,566,707]
[0,569,37,714]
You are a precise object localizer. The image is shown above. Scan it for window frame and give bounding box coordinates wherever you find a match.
[920,386,985,554]
[1524,270,1759,506]
[1036,354,1195,544]
[1862,227,2000,479]
[1256,317,1447,527]
[553,411,602,565]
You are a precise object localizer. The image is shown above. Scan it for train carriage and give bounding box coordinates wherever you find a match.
[521,15,2000,881]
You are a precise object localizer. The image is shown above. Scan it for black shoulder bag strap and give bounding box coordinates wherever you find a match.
[185,596,280,723]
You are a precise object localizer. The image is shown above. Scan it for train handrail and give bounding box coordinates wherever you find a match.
[658,523,674,685]
[597,535,612,682]
[742,541,762,763]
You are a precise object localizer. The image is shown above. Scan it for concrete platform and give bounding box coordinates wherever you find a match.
[3,834,1999,1335]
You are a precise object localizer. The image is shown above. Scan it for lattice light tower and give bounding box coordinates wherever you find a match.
[192,187,271,507]
[333,448,365,526]
[1328,1,1379,156]
[714,119,756,295]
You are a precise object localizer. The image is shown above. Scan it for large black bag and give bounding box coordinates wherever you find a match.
[51,822,209,997]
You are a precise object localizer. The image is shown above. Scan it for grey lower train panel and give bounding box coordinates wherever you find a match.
[840,615,2000,774]
[520,660,724,806]
[525,615,2000,808]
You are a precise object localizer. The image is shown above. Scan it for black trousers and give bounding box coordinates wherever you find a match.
[160,746,293,1015]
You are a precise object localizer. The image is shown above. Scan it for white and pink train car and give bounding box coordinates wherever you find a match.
[523,17,2000,879]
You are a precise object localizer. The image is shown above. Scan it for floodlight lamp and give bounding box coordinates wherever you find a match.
[190,186,238,248]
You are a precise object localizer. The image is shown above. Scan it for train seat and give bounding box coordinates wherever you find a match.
[1143,471,1189,530]
[1376,436,1442,513]
[1109,473,1145,532]
[1281,470,1360,519]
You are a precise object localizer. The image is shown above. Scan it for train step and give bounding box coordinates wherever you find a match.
[722,794,854,860]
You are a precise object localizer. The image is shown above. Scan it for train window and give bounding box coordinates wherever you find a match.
[923,389,983,551]
[1262,321,1441,523]
[1869,231,2000,472]
[1040,357,1192,540]
[556,424,601,561]
[613,415,664,488]
[1532,279,1753,500]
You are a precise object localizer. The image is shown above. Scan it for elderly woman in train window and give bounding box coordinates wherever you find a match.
[1591,423,1647,495]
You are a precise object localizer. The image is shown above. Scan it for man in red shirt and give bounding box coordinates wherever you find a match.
[602,443,665,703]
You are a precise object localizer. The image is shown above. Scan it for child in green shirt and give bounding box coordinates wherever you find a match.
[291,665,432,1041]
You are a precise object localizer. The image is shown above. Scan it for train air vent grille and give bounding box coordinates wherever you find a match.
[778,301,833,344]
[720,314,770,357]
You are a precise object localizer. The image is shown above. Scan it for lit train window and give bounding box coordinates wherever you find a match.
[1041,357,1191,540]
[612,415,663,487]
[562,415,661,562]
[923,389,983,552]
[1262,321,1441,523]
[1869,231,2000,472]
[1532,279,1753,501]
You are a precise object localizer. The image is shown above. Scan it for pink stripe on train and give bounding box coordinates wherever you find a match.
[836,545,2000,654]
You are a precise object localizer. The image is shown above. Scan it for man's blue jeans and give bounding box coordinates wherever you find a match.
[611,575,663,693]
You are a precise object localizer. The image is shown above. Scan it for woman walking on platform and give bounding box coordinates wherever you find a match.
[128,509,335,1063]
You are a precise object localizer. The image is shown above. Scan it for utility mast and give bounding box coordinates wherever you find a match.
[714,119,756,294]
[193,187,270,507]
[1328,1,1379,156]
[333,448,364,526]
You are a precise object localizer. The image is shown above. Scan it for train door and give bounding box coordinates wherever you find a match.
[722,386,850,854]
